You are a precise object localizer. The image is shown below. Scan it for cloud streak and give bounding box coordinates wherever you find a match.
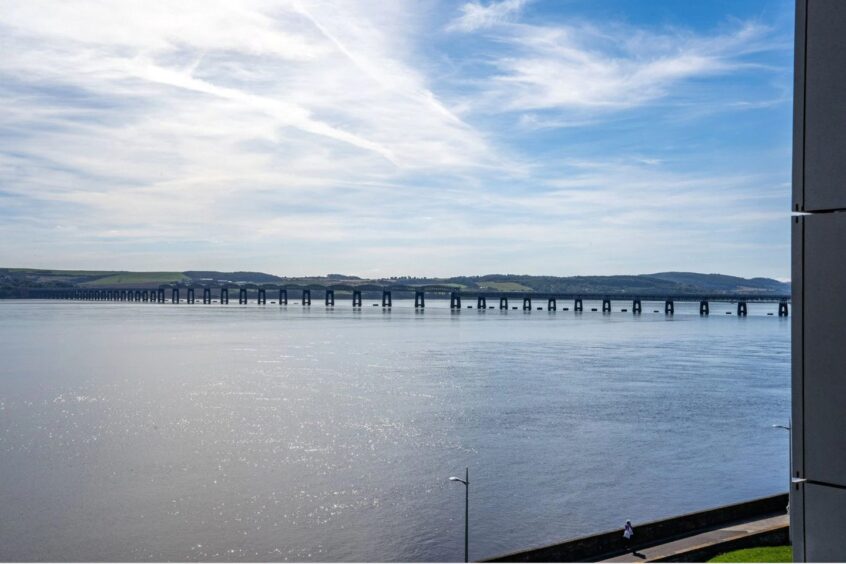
[447,0,528,32]
[451,16,779,117]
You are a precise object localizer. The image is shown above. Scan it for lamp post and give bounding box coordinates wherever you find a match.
[772,421,791,542]
[449,468,469,563]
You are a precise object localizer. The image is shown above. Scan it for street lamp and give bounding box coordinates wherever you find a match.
[772,421,792,542]
[449,468,469,563]
[771,423,792,487]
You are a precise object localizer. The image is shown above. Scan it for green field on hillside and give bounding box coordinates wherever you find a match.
[477,281,533,292]
[83,272,189,286]
[6,268,121,276]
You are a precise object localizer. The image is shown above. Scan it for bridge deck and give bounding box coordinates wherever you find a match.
[25,285,790,306]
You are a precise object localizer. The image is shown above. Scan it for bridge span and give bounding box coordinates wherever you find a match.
[27,284,791,317]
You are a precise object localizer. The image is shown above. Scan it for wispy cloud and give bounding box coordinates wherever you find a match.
[447,0,528,32]
[452,18,780,119]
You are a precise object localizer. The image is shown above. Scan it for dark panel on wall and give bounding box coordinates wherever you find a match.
[803,212,846,485]
[791,216,805,561]
[804,0,846,211]
[793,0,806,211]
[804,483,846,562]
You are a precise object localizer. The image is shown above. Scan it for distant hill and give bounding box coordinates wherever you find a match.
[183,271,286,285]
[430,273,790,296]
[0,268,790,298]
[647,272,790,294]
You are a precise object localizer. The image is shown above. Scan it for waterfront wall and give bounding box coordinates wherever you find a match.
[485,493,788,563]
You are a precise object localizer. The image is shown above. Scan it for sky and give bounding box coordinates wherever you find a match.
[0,0,795,279]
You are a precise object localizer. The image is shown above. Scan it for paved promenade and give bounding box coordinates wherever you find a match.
[601,513,788,562]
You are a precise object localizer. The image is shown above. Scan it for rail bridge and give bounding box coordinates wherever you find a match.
[27,283,791,317]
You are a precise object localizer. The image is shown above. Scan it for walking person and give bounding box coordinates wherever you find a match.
[623,520,634,553]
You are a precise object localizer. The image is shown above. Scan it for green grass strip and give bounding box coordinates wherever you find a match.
[708,545,792,563]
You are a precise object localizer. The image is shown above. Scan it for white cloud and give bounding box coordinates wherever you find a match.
[447,0,528,32]
[0,1,502,248]
[453,17,779,116]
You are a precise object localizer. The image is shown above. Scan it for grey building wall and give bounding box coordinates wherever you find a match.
[792,1,846,561]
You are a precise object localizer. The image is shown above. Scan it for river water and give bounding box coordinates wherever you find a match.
[0,300,789,562]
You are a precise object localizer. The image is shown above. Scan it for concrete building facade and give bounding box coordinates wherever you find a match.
[792,1,846,560]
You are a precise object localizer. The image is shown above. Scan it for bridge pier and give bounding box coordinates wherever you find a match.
[522,297,531,311]
[633,299,642,314]
[382,290,391,308]
[258,288,266,304]
[203,288,211,304]
[353,290,363,307]
[665,299,674,315]
[602,298,611,313]
[779,301,789,317]
[303,289,311,306]
[500,297,508,310]
[737,301,748,317]
[574,298,583,312]
[450,292,462,310]
[187,288,195,304]
[134,290,141,302]
[158,288,166,303]
[221,288,229,304]
[239,288,247,304]
[279,288,287,305]
[413,290,424,308]
[172,288,180,304]
[477,296,487,309]
[700,300,710,316]
[548,298,557,311]
[325,289,335,306]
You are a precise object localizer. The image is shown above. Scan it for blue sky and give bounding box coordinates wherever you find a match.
[0,0,794,278]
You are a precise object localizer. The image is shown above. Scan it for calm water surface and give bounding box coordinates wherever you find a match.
[0,300,789,561]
